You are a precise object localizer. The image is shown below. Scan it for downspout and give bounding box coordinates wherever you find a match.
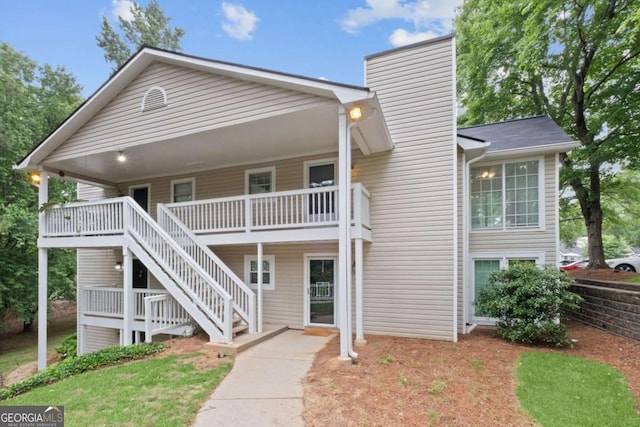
[463,148,489,334]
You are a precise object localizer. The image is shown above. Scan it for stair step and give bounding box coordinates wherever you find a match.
[233,324,249,337]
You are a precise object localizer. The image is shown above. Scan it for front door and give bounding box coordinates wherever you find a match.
[307,162,336,219]
[306,256,336,326]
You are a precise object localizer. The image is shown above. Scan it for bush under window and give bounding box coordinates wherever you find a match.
[475,264,582,346]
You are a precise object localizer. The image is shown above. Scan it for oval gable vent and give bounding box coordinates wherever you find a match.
[141,86,167,112]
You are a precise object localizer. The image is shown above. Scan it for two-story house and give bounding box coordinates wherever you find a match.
[16,35,576,370]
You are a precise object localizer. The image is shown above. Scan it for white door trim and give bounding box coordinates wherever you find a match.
[304,253,338,327]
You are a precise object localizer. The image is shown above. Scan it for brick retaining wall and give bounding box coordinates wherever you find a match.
[567,279,640,342]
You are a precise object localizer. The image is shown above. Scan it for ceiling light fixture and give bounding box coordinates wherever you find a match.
[117,151,126,162]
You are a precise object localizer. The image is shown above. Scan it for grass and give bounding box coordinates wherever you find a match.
[516,352,640,427]
[0,315,76,381]
[1,353,232,427]
[624,275,640,283]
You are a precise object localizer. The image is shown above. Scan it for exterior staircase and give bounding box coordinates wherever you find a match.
[125,198,256,343]
[44,196,256,344]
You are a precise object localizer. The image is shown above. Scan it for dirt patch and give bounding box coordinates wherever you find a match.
[159,334,228,371]
[569,268,639,282]
[303,320,640,426]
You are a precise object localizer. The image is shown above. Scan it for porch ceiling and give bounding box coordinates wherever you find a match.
[42,103,342,184]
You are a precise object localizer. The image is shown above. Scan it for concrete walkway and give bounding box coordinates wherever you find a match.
[192,330,334,427]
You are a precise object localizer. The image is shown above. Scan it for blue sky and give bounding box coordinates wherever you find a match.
[0,0,461,98]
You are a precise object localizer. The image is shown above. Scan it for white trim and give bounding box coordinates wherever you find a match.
[469,156,545,232]
[128,183,151,211]
[170,177,195,203]
[245,166,276,194]
[243,254,275,290]
[484,141,579,159]
[468,251,546,325]
[304,253,338,328]
[303,157,338,188]
[555,152,561,265]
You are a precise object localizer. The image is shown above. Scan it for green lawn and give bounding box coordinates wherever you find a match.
[517,352,639,427]
[1,354,231,427]
[624,275,640,284]
[0,315,76,379]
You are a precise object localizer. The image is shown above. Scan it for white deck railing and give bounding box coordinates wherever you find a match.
[145,294,191,341]
[43,198,124,237]
[80,286,188,322]
[158,205,255,332]
[165,183,371,234]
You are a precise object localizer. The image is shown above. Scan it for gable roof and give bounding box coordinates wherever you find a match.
[16,46,391,173]
[457,116,577,155]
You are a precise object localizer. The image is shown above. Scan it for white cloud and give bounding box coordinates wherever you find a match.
[221,2,259,41]
[388,28,439,47]
[340,0,462,38]
[111,0,135,22]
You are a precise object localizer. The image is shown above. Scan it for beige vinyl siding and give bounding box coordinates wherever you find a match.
[85,326,119,352]
[468,154,558,265]
[48,62,333,162]
[212,242,338,329]
[361,37,457,340]
[77,184,123,289]
[77,184,122,351]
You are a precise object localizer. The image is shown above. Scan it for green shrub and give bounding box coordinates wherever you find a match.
[54,333,77,359]
[0,342,164,400]
[475,264,582,346]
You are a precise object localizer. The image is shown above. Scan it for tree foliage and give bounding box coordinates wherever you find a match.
[456,0,640,268]
[96,0,185,71]
[0,43,82,330]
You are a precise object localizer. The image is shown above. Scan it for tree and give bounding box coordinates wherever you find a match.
[96,0,185,71]
[0,43,82,331]
[456,0,640,268]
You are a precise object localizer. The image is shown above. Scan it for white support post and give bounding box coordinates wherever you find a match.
[37,171,49,371]
[355,238,366,345]
[257,242,263,333]
[122,247,133,345]
[338,106,353,360]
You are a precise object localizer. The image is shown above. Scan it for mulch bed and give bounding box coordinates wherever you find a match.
[303,320,640,426]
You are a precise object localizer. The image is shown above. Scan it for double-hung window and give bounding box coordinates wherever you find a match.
[243,255,275,290]
[171,178,194,203]
[245,167,275,194]
[471,160,541,230]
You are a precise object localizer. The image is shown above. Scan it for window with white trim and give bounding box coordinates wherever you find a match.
[243,255,275,290]
[471,254,543,321]
[245,167,275,194]
[471,160,541,229]
[171,178,194,203]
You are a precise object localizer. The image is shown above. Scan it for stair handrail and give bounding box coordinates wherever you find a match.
[122,197,233,340]
[157,203,256,333]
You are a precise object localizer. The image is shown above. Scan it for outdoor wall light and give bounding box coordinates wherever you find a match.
[114,261,123,272]
[349,106,363,121]
[29,173,41,185]
[117,151,126,162]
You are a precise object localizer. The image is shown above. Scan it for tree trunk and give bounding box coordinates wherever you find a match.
[584,164,608,269]
[22,320,33,333]
[585,203,608,268]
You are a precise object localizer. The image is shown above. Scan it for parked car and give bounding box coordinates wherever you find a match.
[606,254,640,272]
[560,259,588,271]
